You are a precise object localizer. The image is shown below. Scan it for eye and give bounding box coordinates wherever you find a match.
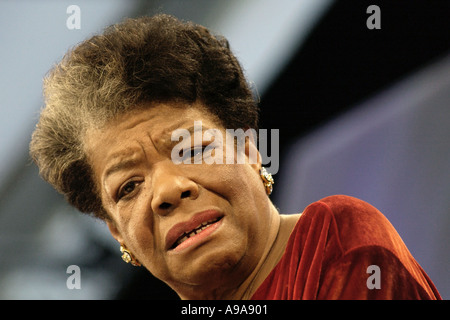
[190,146,204,158]
[179,146,206,162]
[117,180,142,200]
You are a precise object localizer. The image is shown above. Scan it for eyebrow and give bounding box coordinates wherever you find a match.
[104,158,142,181]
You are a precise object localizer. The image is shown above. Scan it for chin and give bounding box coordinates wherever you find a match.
[168,242,248,289]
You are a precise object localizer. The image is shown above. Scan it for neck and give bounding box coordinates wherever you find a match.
[229,206,300,300]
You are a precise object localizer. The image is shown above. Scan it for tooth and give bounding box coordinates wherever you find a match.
[173,218,222,248]
[176,235,188,246]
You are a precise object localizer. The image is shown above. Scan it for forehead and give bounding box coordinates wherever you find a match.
[83,102,222,169]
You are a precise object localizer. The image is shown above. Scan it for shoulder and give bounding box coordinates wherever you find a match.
[312,194,384,222]
[303,197,442,300]
[255,195,441,299]
[301,195,401,254]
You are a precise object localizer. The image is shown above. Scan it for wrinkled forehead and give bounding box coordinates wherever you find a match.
[83,102,224,163]
[85,101,216,139]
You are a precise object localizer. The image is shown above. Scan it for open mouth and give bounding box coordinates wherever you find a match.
[169,217,222,250]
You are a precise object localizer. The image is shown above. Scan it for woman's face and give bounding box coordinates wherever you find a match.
[84,102,275,298]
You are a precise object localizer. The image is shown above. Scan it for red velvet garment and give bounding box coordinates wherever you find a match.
[251,195,441,300]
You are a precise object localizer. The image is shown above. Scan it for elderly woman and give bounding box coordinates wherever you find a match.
[30,14,440,300]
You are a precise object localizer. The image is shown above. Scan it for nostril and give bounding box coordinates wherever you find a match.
[159,202,171,210]
[157,191,192,212]
[181,191,190,199]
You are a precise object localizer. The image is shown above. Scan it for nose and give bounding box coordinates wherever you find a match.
[151,163,199,216]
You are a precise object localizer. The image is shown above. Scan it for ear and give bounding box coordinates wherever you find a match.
[106,219,124,244]
[244,128,262,173]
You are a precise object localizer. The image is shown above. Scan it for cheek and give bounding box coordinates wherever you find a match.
[123,202,177,277]
[112,197,161,261]
[220,165,269,239]
[126,219,172,279]
[215,164,262,208]
[203,164,264,233]
[198,163,252,193]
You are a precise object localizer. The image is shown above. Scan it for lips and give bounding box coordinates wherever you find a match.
[165,210,224,251]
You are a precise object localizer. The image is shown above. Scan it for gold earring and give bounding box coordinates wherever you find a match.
[120,245,141,267]
[260,167,274,195]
